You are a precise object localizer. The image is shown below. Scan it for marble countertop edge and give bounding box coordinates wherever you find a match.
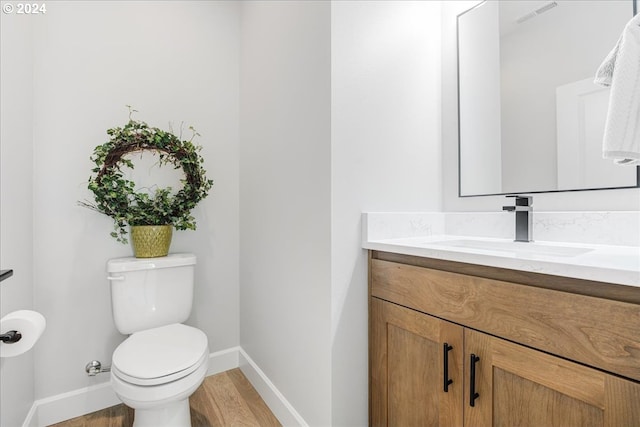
[363,235,640,288]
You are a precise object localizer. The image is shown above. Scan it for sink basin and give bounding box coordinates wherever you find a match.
[429,239,593,258]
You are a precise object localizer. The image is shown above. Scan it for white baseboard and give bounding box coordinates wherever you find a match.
[206,346,241,376]
[238,348,308,427]
[27,381,121,427]
[23,346,243,427]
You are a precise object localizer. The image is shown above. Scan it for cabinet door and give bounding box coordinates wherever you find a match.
[370,298,464,427]
[464,329,640,427]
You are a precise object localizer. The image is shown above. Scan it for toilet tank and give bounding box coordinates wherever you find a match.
[107,253,196,335]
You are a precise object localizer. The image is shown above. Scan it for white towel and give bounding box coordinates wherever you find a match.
[594,14,640,165]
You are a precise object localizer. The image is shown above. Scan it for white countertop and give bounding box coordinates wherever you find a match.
[362,211,640,287]
[364,235,640,287]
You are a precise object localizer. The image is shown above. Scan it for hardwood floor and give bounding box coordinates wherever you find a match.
[49,369,281,427]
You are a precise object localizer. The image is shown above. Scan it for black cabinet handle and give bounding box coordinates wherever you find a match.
[443,343,453,392]
[469,354,480,407]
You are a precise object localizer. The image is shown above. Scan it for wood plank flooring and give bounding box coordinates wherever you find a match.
[49,369,281,427]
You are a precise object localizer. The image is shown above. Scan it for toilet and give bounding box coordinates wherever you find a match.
[107,253,209,427]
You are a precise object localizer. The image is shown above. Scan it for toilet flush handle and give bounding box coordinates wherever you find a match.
[107,275,125,281]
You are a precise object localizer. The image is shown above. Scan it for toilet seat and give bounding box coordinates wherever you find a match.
[112,323,208,386]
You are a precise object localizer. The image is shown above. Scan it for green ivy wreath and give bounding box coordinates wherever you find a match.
[80,109,213,244]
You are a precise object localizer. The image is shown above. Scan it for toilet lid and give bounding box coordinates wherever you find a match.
[112,323,208,385]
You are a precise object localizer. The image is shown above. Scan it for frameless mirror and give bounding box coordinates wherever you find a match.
[457,0,639,196]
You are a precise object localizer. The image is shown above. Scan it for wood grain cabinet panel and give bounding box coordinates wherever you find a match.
[370,258,640,382]
[369,252,640,427]
[370,298,463,427]
[464,328,640,427]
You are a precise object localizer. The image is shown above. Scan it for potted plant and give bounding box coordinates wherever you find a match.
[80,107,213,257]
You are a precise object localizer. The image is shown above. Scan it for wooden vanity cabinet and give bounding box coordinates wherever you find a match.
[369,252,640,427]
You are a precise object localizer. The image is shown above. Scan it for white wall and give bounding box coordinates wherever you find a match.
[442,1,640,212]
[458,1,502,196]
[239,2,332,425]
[28,0,239,400]
[0,13,36,427]
[239,3,443,425]
[331,1,443,425]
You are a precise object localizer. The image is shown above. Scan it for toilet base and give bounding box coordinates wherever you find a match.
[111,353,208,427]
[133,398,191,427]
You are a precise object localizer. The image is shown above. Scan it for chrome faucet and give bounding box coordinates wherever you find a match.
[502,195,533,242]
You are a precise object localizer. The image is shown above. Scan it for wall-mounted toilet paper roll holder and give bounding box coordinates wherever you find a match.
[1,270,26,345]
[0,330,22,343]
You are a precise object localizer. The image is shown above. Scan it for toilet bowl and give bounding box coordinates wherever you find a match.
[110,323,209,427]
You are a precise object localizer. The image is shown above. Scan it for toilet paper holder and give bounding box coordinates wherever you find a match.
[0,330,22,344]
[0,310,46,358]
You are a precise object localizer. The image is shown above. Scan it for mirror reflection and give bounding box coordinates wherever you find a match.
[458,0,638,196]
